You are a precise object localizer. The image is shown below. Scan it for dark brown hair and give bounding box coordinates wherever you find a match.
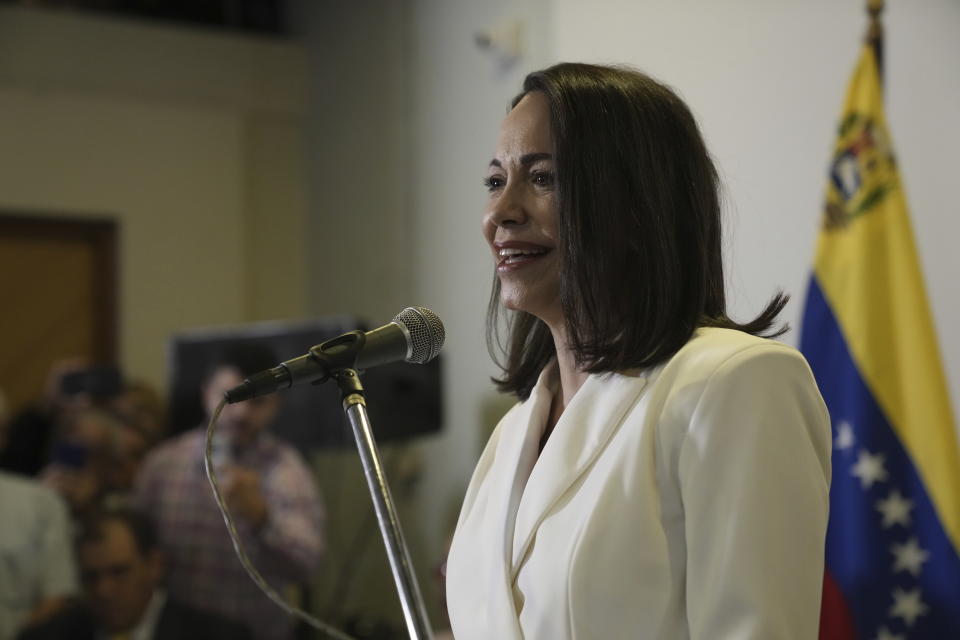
[77,507,158,556]
[487,63,787,399]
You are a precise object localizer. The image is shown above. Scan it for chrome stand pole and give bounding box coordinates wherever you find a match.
[336,369,433,640]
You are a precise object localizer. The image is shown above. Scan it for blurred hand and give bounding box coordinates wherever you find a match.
[224,466,268,529]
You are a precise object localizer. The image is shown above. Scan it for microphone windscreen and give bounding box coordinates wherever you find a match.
[394,307,445,364]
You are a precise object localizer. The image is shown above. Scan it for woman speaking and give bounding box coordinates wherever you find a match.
[445,63,831,639]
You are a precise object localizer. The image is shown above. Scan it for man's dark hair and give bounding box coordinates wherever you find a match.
[488,62,787,399]
[203,341,278,385]
[77,508,158,556]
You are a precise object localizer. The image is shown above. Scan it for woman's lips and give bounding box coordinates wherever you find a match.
[494,241,552,273]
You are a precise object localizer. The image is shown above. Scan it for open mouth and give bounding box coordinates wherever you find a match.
[497,246,551,269]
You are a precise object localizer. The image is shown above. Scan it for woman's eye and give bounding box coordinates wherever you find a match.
[483,175,505,192]
[531,170,555,187]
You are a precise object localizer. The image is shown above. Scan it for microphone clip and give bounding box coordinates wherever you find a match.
[307,330,367,385]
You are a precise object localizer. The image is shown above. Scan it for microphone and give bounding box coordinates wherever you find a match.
[223,307,444,404]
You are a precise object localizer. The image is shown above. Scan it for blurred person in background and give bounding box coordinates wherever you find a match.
[134,342,325,640]
[17,508,252,640]
[101,415,152,507]
[39,407,149,517]
[0,361,123,477]
[111,380,166,446]
[0,388,78,640]
[38,408,118,518]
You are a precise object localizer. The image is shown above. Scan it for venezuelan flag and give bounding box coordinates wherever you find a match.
[801,45,960,639]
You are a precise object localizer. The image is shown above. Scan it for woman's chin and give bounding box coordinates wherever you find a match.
[499,293,561,324]
[500,293,534,314]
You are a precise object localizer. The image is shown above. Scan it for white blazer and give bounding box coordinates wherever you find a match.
[446,328,831,639]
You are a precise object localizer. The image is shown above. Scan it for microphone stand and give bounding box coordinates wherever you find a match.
[335,368,434,640]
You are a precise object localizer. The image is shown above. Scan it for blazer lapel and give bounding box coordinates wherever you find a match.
[510,370,648,573]
[476,365,556,636]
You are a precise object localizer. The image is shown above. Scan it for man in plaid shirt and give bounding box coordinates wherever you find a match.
[135,344,324,640]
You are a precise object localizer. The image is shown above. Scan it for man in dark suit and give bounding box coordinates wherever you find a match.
[18,508,252,640]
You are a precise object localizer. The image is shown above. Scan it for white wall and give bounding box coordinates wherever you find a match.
[0,6,309,392]
[551,0,960,435]
[409,0,555,535]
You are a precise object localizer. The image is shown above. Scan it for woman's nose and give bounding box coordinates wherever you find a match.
[486,184,527,228]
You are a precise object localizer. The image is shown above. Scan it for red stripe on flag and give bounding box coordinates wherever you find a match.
[819,570,857,640]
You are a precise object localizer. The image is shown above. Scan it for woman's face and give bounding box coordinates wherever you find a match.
[483,91,561,326]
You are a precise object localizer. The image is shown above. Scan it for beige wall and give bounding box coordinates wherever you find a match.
[0,6,308,393]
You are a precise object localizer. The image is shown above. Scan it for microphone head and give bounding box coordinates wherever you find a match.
[393,307,445,364]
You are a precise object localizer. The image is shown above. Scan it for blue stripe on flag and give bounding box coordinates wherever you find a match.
[801,276,960,638]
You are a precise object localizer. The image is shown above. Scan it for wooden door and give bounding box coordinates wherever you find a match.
[0,214,117,414]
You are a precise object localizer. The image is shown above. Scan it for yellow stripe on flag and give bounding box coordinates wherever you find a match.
[813,46,960,550]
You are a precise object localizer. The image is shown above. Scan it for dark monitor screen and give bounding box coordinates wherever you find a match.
[166,317,443,450]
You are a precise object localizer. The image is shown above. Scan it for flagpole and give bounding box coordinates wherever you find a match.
[866,0,884,86]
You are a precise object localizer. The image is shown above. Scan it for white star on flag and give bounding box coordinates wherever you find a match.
[891,537,930,576]
[835,421,856,450]
[852,449,889,488]
[875,489,913,528]
[889,587,928,626]
[874,627,905,640]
